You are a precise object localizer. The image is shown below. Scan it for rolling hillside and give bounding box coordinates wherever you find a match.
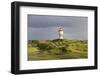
[28,39,88,61]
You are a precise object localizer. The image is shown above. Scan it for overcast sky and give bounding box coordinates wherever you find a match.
[28,15,88,40]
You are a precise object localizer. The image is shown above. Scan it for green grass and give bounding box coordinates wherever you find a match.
[28,39,88,61]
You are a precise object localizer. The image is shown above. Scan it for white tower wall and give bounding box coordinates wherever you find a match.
[59,30,64,39]
[58,26,64,39]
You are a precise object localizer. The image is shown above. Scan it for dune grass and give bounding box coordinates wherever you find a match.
[28,39,88,61]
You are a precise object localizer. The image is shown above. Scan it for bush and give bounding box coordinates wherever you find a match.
[37,42,49,51]
[59,46,68,53]
[49,49,62,55]
[46,43,56,50]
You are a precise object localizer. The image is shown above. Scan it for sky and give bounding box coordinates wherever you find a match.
[28,15,88,40]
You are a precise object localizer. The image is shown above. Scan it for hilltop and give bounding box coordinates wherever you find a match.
[28,39,88,61]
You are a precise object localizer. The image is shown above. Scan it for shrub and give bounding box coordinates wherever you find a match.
[59,46,68,53]
[46,43,56,50]
[37,42,49,51]
[49,49,62,55]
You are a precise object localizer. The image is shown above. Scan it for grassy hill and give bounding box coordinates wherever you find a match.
[28,39,88,61]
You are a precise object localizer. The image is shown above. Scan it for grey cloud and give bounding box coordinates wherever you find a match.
[28,15,88,40]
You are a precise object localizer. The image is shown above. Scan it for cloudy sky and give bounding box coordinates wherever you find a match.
[28,15,88,40]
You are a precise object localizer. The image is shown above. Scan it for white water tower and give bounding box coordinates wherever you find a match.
[58,26,64,39]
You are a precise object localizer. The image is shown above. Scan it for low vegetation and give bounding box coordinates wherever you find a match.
[28,39,88,61]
